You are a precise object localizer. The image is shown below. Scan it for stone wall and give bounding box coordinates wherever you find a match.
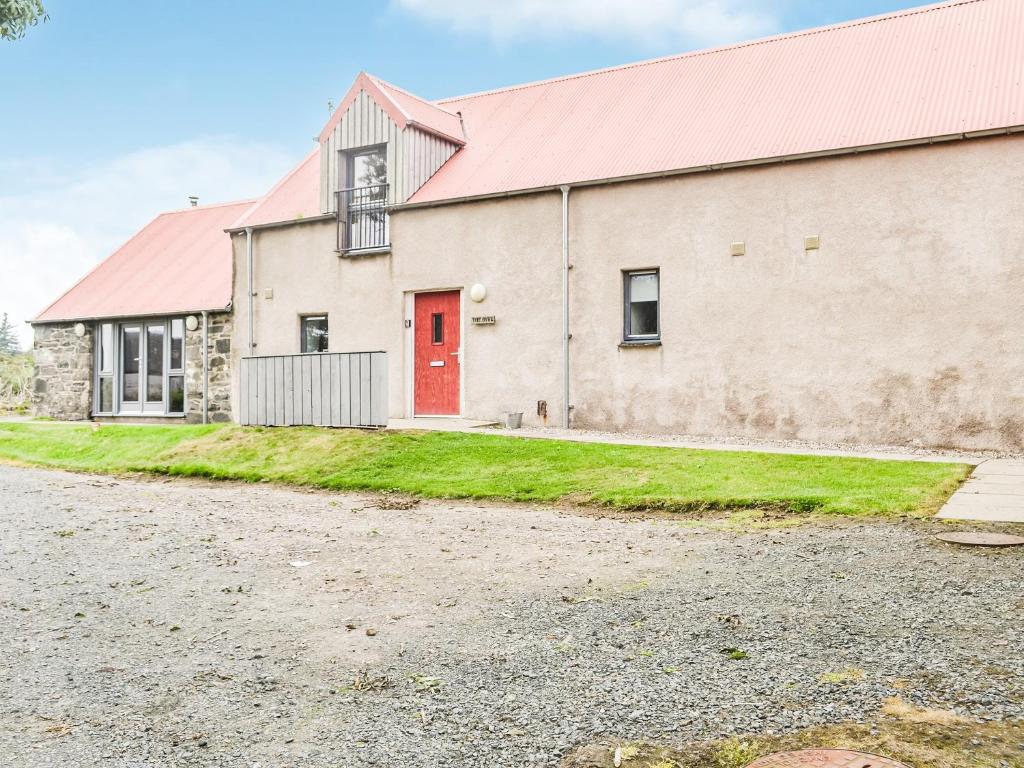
[186,312,233,423]
[32,323,93,420]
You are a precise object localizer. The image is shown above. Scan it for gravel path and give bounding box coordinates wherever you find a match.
[1,465,1021,767]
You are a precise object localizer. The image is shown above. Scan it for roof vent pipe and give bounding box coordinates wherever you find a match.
[188,196,199,207]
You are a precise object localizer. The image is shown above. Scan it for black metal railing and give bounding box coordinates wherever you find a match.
[336,183,389,253]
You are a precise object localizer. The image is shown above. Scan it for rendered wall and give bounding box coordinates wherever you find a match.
[234,134,1024,450]
[565,135,1024,451]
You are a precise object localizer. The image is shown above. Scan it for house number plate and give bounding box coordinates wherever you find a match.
[471,315,496,325]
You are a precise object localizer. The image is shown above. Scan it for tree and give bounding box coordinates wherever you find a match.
[0,0,47,41]
[0,313,20,355]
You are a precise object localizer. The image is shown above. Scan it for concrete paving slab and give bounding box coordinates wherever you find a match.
[937,459,1024,523]
[956,481,1024,495]
[972,461,1024,477]
[937,507,1024,523]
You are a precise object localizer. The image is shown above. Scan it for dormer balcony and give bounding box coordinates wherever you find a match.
[336,183,390,255]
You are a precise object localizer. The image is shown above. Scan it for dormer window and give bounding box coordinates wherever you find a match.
[350,146,387,190]
[338,145,389,253]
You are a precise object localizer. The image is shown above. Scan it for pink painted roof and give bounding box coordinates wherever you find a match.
[234,149,321,228]
[34,200,255,323]
[319,72,465,145]
[407,0,1024,204]
[370,76,465,145]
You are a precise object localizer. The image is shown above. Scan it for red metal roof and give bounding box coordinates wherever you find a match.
[234,149,321,228]
[406,0,1023,204]
[34,200,254,323]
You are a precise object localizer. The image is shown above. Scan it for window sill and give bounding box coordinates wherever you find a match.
[338,245,391,258]
[619,339,662,348]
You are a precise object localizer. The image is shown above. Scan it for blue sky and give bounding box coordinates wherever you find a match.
[1,0,923,346]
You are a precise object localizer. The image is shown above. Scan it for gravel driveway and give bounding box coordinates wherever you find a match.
[1,465,1021,767]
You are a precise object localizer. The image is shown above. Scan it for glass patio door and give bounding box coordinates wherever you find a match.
[118,322,166,413]
[120,325,141,411]
[144,323,165,412]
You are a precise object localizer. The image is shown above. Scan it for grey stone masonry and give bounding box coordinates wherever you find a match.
[32,323,93,420]
[186,312,233,423]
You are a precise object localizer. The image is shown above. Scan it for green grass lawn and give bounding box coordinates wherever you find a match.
[0,422,970,517]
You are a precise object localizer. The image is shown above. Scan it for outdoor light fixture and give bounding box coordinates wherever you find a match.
[73,323,86,337]
[469,283,487,302]
[185,315,199,331]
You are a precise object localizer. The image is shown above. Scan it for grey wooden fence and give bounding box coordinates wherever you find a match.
[239,352,387,428]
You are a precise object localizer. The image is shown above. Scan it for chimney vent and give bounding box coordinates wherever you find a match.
[188,196,199,208]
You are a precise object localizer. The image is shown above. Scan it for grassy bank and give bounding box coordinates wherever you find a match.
[0,422,969,517]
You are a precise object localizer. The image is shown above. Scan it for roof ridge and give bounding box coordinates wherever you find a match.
[437,0,986,105]
[369,74,462,117]
[163,197,258,215]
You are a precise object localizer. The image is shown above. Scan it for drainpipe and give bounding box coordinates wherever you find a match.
[201,310,209,424]
[245,226,254,355]
[560,185,571,429]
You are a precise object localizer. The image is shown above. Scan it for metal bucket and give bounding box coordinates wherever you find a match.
[505,412,523,429]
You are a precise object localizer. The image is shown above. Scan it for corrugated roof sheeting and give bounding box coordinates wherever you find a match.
[35,200,254,323]
[407,0,1023,204]
[237,149,321,228]
[371,76,466,144]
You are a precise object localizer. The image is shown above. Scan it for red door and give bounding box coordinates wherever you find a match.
[414,291,461,415]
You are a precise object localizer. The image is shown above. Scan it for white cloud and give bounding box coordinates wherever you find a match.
[393,0,780,47]
[0,138,297,350]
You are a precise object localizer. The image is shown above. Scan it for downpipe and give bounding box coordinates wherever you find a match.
[560,185,571,429]
[245,226,254,355]
[201,310,209,425]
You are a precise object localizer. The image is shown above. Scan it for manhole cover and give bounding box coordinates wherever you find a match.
[935,531,1024,547]
[747,749,912,768]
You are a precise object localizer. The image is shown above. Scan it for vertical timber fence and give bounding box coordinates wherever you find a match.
[239,352,387,428]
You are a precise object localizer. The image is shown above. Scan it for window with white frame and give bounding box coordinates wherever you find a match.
[339,145,389,251]
[96,322,114,413]
[623,269,660,341]
[94,317,187,416]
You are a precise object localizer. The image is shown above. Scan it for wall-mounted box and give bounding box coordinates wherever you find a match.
[804,235,821,251]
[730,241,746,257]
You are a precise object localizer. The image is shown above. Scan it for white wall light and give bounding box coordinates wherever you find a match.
[469,283,487,302]
[185,315,200,331]
[73,322,86,337]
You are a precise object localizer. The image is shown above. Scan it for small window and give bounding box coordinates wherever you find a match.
[301,315,328,353]
[168,375,185,414]
[99,377,113,413]
[169,318,184,371]
[431,313,443,345]
[99,323,114,374]
[624,270,660,341]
